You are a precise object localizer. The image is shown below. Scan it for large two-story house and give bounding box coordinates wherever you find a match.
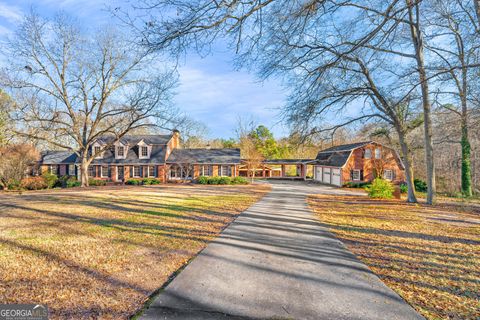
[38,130,241,182]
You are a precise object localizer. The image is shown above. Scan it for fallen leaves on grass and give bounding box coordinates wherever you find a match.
[0,184,270,319]
[308,195,480,320]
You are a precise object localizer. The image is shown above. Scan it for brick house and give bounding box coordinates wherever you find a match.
[38,131,241,183]
[312,141,405,186]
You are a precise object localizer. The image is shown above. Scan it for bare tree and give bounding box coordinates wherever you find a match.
[427,0,480,197]
[1,12,177,187]
[0,144,39,189]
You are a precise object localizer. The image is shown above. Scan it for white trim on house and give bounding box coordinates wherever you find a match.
[101,165,109,178]
[133,165,141,178]
[137,140,152,159]
[352,169,361,181]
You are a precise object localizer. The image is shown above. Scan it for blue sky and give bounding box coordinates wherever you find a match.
[0,0,290,139]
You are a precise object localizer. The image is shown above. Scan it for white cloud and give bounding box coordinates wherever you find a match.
[0,2,22,23]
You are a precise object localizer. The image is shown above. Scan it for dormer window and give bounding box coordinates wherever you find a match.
[137,140,151,159]
[141,146,148,157]
[92,143,103,159]
[117,146,125,157]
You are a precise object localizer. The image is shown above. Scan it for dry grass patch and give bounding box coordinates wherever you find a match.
[308,195,480,320]
[0,184,270,319]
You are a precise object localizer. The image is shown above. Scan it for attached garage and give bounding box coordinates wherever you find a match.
[315,166,322,182]
[322,167,331,184]
[331,168,341,186]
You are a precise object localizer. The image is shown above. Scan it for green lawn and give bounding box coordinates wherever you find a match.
[0,184,270,319]
[309,194,480,320]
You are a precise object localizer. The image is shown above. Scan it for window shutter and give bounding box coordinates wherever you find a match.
[392,170,396,180]
[360,170,364,181]
[129,166,133,177]
[108,166,112,178]
[154,166,158,178]
[350,170,354,180]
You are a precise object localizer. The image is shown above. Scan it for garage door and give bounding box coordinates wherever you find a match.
[323,168,331,184]
[315,166,323,182]
[332,168,341,186]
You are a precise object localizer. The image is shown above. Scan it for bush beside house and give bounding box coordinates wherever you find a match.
[196,176,248,185]
[366,178,395,199]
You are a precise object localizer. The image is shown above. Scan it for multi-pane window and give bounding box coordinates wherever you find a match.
[384,169,393,181]
[220,165,231,177]
[364,149,372,159]
[101,165,109,178]
[149,166,155,177]
[68,164,75,176]
[352,169,361,181]
[141,146,148,157]
[88,166,94,177]
[117,146,125,157]
[133,166,140,177]
[375,148,381,159]
[200,165,212,176]
[94,146,101,156]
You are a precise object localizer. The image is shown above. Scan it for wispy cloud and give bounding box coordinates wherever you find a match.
[0,2,22,23]
[175,64,288,138]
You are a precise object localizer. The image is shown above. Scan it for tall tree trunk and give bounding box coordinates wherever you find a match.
[397,129,417,203]
[461,111,473,197]
[80,154,90,187]
[406,0,436,204]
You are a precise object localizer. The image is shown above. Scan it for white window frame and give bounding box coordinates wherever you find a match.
[133,166,141,178]
[352,169,361,181]
[148,166,155,177]
[220,165,231,177]
[384,169,393,181]
[68,164,75,176]
[101,165,109,178]
[375,148,381,159]
[200,165,212,176]
[364,149,372,159]
[94,146,102,156]
[117,146,125,157]
[141,146,148,158]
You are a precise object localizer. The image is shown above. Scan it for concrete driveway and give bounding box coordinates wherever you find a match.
[140,181,423,320]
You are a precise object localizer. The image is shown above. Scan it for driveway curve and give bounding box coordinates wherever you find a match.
[140,181,423,320]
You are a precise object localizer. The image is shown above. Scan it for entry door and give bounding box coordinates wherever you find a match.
[117,166,124,181]
[323,168,331,184]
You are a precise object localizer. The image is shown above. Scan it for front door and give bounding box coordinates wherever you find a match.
[117,166,124,181]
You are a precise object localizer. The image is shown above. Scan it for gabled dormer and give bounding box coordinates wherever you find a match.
[92,141,105,159]
[114,140,128,159]
[137,139,152,159]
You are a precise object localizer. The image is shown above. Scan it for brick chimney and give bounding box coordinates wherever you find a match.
[172,129,180,149]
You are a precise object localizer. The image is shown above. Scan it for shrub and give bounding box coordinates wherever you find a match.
[400,183,408,194]
[207,176,221,185]
[366,178,395,199]
[197,176,209,185]
[344,181,370,188]
[126,179,140,185]
[218,177,232,185]
[414,179,427,192]
[232,176,248,185]
[7,179,21,190]
[42,172,58,189]
[88,179,107,186]
[20,176,48,190]
[142,178,161,185]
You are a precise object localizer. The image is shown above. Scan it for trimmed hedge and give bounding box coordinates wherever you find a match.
[196,176,249,185]
[125,178,161,185]
[366,178,394,199]
[88,179,107,186]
